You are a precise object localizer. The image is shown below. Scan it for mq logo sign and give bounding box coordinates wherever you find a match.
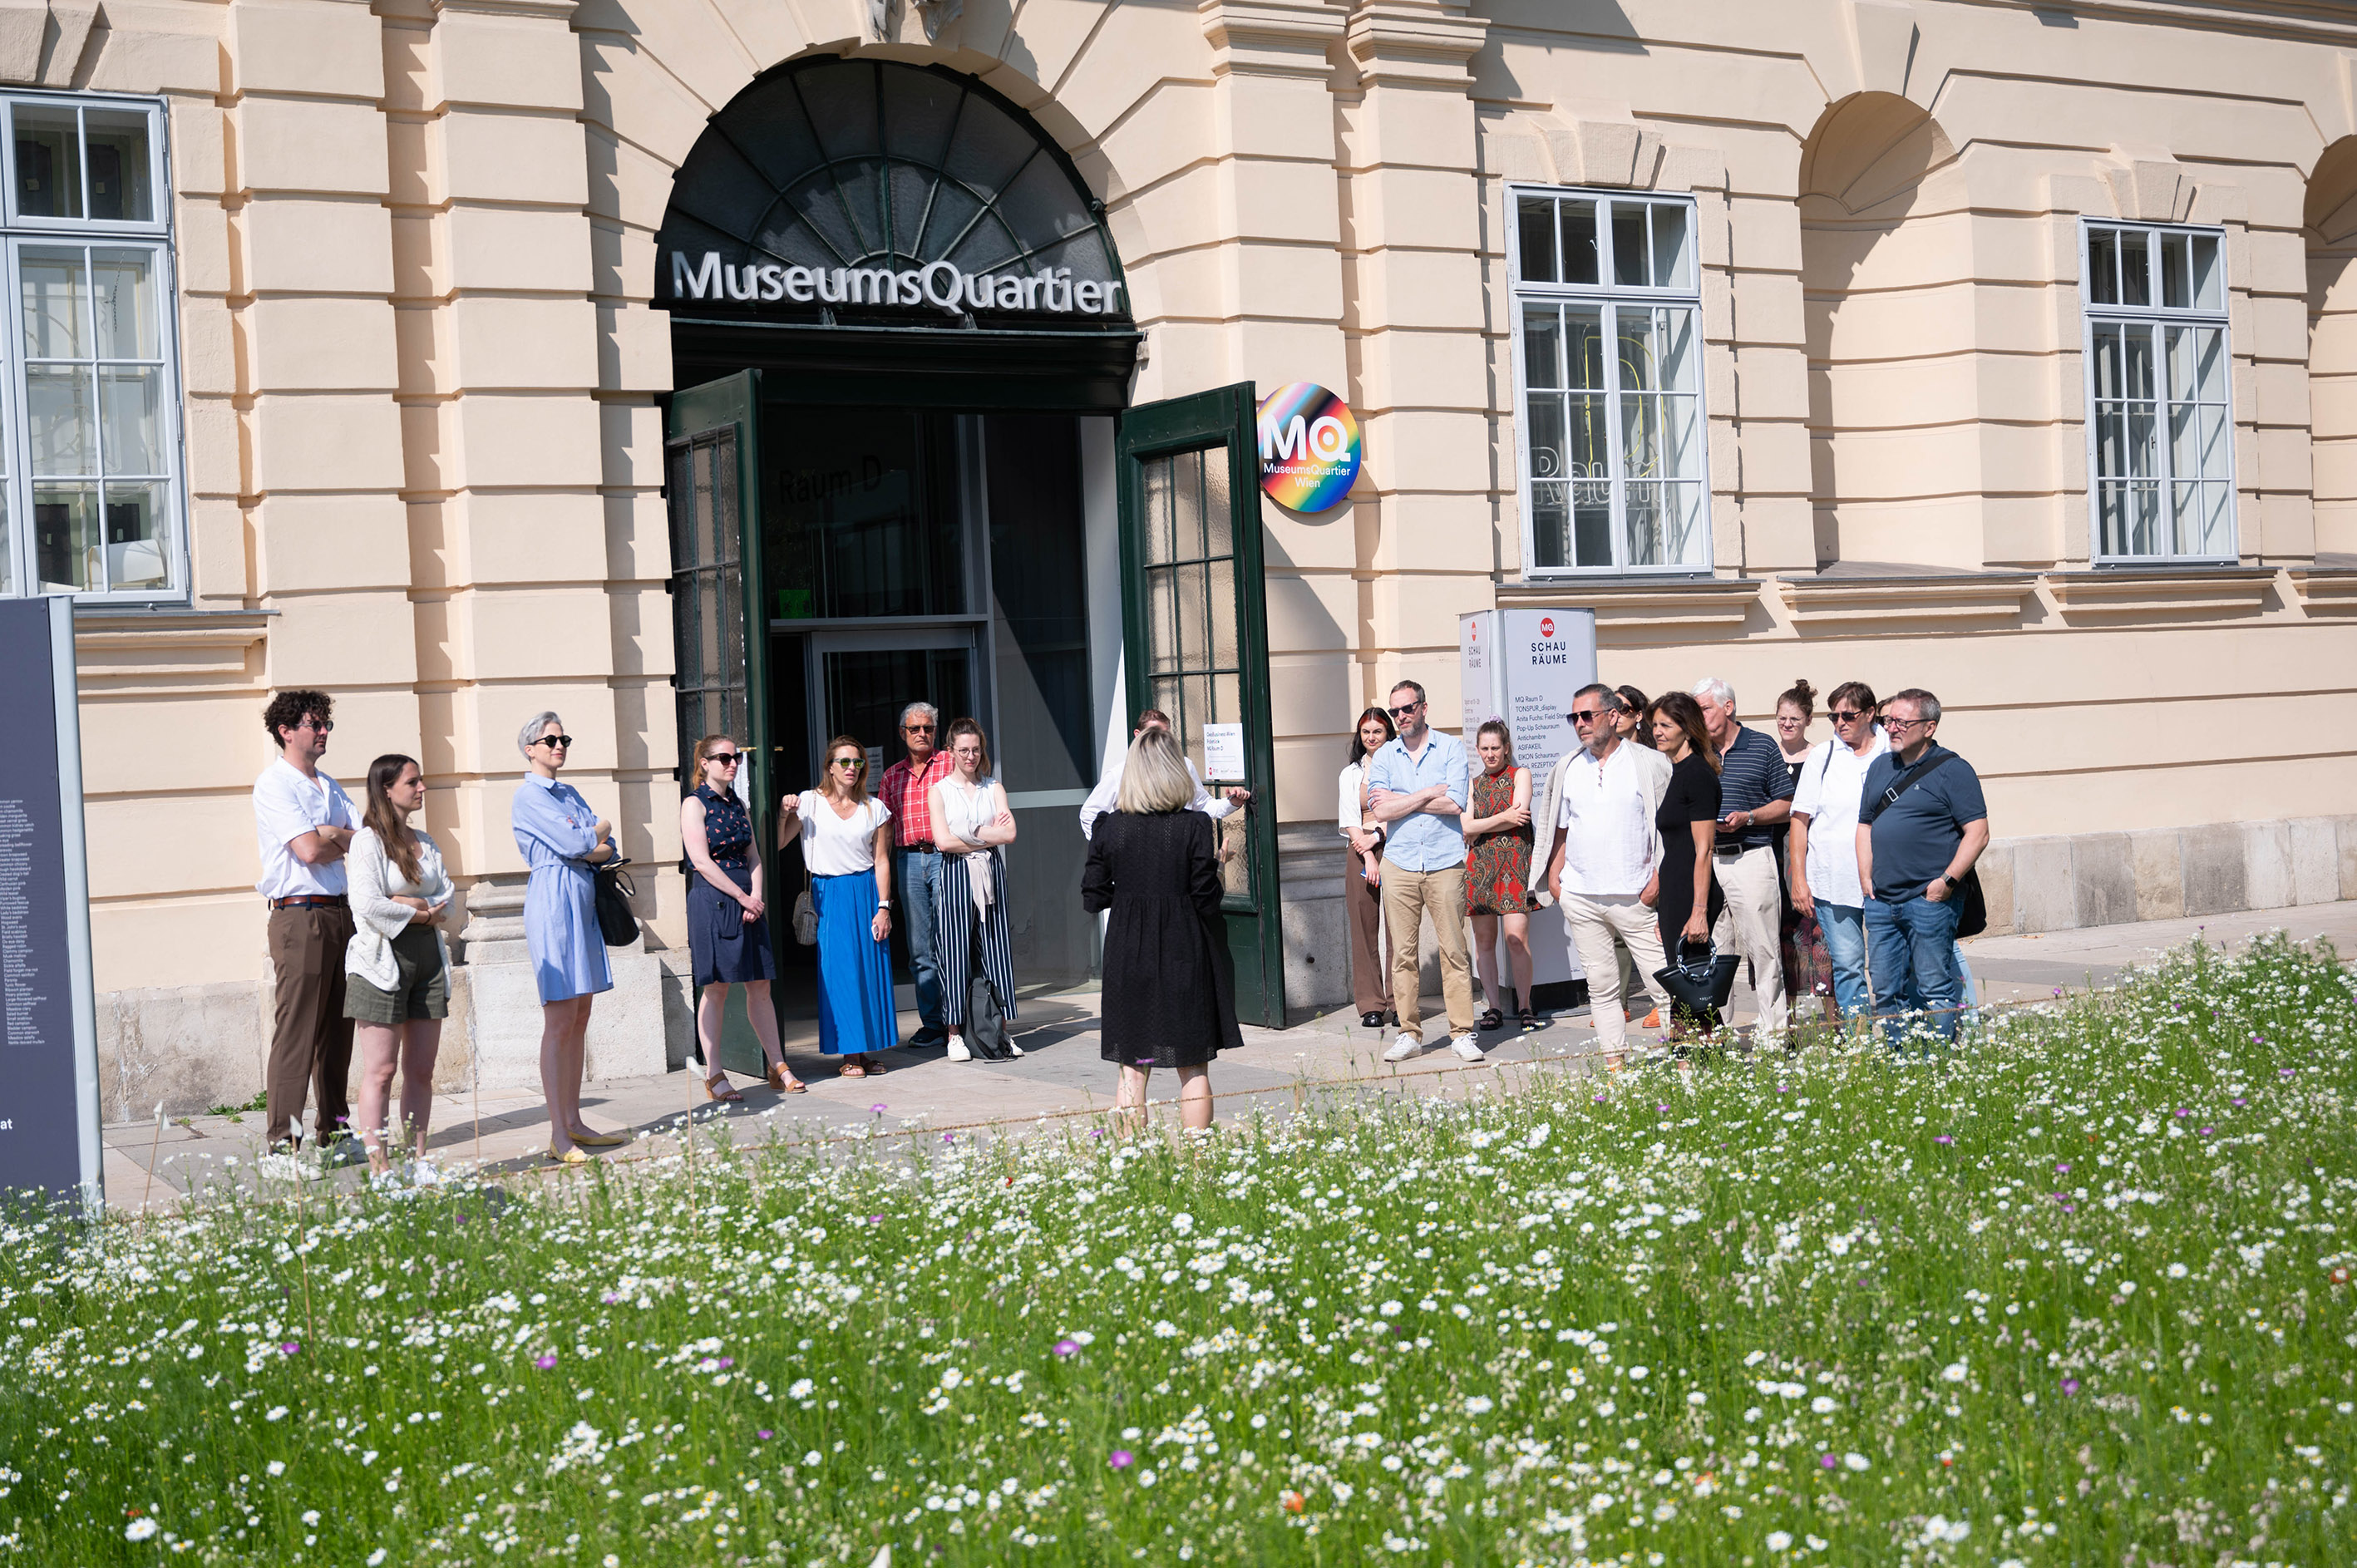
[1539,616,1556,638]
[1256,382,1360,513]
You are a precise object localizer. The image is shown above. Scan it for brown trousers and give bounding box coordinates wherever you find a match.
[265,905,356,1146]
[1342,846,1392,1015]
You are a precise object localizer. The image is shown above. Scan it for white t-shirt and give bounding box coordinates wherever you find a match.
[253,758,357,899]
[796,790,891,877]
[1554,744,1658,896]
[1789,732,1891,907]
[1337,761,1373,838]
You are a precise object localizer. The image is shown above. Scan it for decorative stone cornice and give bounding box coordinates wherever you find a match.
[1778,571,2038,630]
[1199,0,1347,79]
[1345,2,1485,89]
[2044,566,2276,620]
[1501,575,1759,639]
[2290,563,2357,616]
[73,609,274,694]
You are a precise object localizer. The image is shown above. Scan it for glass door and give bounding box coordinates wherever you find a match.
[1116,382,1285,1028]
[666,370,776,1075]
[803,628,981,779]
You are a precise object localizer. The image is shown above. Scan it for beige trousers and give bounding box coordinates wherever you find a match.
[1380,860,1475,1036]
[1710,844,1788,1033]
[1563,891,1669,1052]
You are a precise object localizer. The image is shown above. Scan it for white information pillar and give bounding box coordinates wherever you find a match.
[1457,609,1599,1000]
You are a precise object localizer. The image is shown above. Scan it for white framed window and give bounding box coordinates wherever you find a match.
[0,91,181,601]
[2081,220,2234,564]
[1507,185,1710,575]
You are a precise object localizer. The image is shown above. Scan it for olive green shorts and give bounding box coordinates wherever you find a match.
[343,924,449,1025]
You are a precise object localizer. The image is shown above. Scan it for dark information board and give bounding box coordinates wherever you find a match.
[0,596,101,1210]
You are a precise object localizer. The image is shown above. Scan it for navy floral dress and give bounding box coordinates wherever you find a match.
[688,784,776,986]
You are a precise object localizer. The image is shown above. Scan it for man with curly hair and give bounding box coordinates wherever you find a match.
[251,689,358,1152]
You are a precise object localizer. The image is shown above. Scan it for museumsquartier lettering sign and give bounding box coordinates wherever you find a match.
[667,249,1127,318]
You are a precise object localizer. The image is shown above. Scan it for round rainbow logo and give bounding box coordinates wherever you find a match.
[1255,382,1360,513]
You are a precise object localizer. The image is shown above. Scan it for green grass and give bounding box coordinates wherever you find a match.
[4,936,2354,1566]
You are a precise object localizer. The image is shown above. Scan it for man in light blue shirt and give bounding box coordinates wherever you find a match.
[1365,680,1481,1063]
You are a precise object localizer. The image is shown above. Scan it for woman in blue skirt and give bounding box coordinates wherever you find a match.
[778,735,897,1077]
[682,733,804,1101]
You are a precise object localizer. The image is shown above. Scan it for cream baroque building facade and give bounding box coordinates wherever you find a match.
[21,0,2357,1116]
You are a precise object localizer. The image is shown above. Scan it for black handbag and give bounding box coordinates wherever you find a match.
[1652,937,1741,1032]
[593,859,641,948]
[1859,751,1988,939]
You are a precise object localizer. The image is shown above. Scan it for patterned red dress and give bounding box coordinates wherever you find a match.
[1465,766,1533,915]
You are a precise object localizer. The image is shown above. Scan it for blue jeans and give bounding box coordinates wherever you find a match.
[1863,895,1963,1044]
[1817,903,1871,1020]
[895,847,944,1032]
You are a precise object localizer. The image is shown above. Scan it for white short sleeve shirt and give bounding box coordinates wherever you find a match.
[1555,744,1659,897]
[253,759,357,899]
[796,791,892,876]
[1790,732,1891,907]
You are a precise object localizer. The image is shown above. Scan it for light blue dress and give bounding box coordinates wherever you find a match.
[512,774,614,1004]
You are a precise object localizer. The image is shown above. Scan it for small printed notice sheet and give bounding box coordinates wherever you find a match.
[1200,722,1246,782]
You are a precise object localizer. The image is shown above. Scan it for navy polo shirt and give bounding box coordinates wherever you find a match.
[1715,726,1793,851]
[1861,744,1988,904]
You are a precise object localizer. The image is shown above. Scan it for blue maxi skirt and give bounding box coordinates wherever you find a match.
[813,871,896,1056]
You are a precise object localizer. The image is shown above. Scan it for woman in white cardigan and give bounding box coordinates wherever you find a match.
[343,754,454,1176]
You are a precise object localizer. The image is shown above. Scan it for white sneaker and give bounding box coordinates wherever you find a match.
[945,1035,971,1063]
[1449,1034,1485,1063]
[1382,1033,1422,1063]
[1006,1041,1024,1058]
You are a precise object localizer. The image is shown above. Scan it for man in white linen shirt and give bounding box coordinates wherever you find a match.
[251,688,360,1154]
[1077,708,1251,842]
[1536,683,1673,1054]
[1787,679,1890,1022]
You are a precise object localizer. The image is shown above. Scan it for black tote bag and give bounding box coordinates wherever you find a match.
[593,860,641,948]
[1652,937,1742,1033]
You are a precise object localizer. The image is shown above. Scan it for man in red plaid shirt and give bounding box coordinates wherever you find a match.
[878,702,956,1046]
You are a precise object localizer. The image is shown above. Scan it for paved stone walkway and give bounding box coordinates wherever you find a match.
[99,899,2357,1213]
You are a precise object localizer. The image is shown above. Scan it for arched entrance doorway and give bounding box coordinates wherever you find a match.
[654,57,1286,1063]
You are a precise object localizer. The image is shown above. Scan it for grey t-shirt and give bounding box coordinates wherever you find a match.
[1861,745,1988,904]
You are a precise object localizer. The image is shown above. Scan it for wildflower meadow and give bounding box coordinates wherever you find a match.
[3,935,2353,1566]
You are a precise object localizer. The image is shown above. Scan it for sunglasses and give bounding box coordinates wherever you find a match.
[903,724,934,734]
[1387,702,1422,717]
[535,734,574,749]
[831,757,865,770]
[298,717,334,732]
[705,752,740,767]
[1568,708,1607,724]
[1830,710,1865,723]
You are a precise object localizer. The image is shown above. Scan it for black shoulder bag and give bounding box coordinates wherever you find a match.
[1858,751,1987,939]
[594,858,643,948]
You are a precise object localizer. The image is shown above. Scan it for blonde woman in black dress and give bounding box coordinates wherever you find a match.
[682,734,803,1099]
[1082,727,1241,1131]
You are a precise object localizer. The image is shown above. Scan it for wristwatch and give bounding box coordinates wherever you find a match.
[1940,873,1959,890]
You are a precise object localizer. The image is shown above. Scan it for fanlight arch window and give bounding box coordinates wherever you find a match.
[656,58,1129,328]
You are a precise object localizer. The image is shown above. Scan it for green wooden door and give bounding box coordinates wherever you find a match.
[665,371,773,1073]
[1117,383,1285,1028]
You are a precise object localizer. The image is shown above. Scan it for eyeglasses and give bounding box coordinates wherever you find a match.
[1387,702,1422,717]
[705,752,740,767]
[831,757,864,771]
[1884,717,1930,733]
[1776,715,1807,725]
[535,734,574,749]
[1829,710,1865,724]
[903,724,934,734]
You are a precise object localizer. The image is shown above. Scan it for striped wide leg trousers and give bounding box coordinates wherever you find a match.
[937,852,1017,1028]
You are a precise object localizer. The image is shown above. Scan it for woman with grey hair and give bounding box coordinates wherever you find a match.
[1082,726,1241,1130]
[510,711,624,1163]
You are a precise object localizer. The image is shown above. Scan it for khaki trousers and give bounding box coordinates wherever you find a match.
[1710,845,1788,1033]
[1342,848,1392,1015]
[1563,891,1669,1052]
[265,905,356,1146]
[1380,860,1475,1036]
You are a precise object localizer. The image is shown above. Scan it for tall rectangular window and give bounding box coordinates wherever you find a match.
[0,93,178,600]
[2083,221,2233,563]
[1509,185,1709,574]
